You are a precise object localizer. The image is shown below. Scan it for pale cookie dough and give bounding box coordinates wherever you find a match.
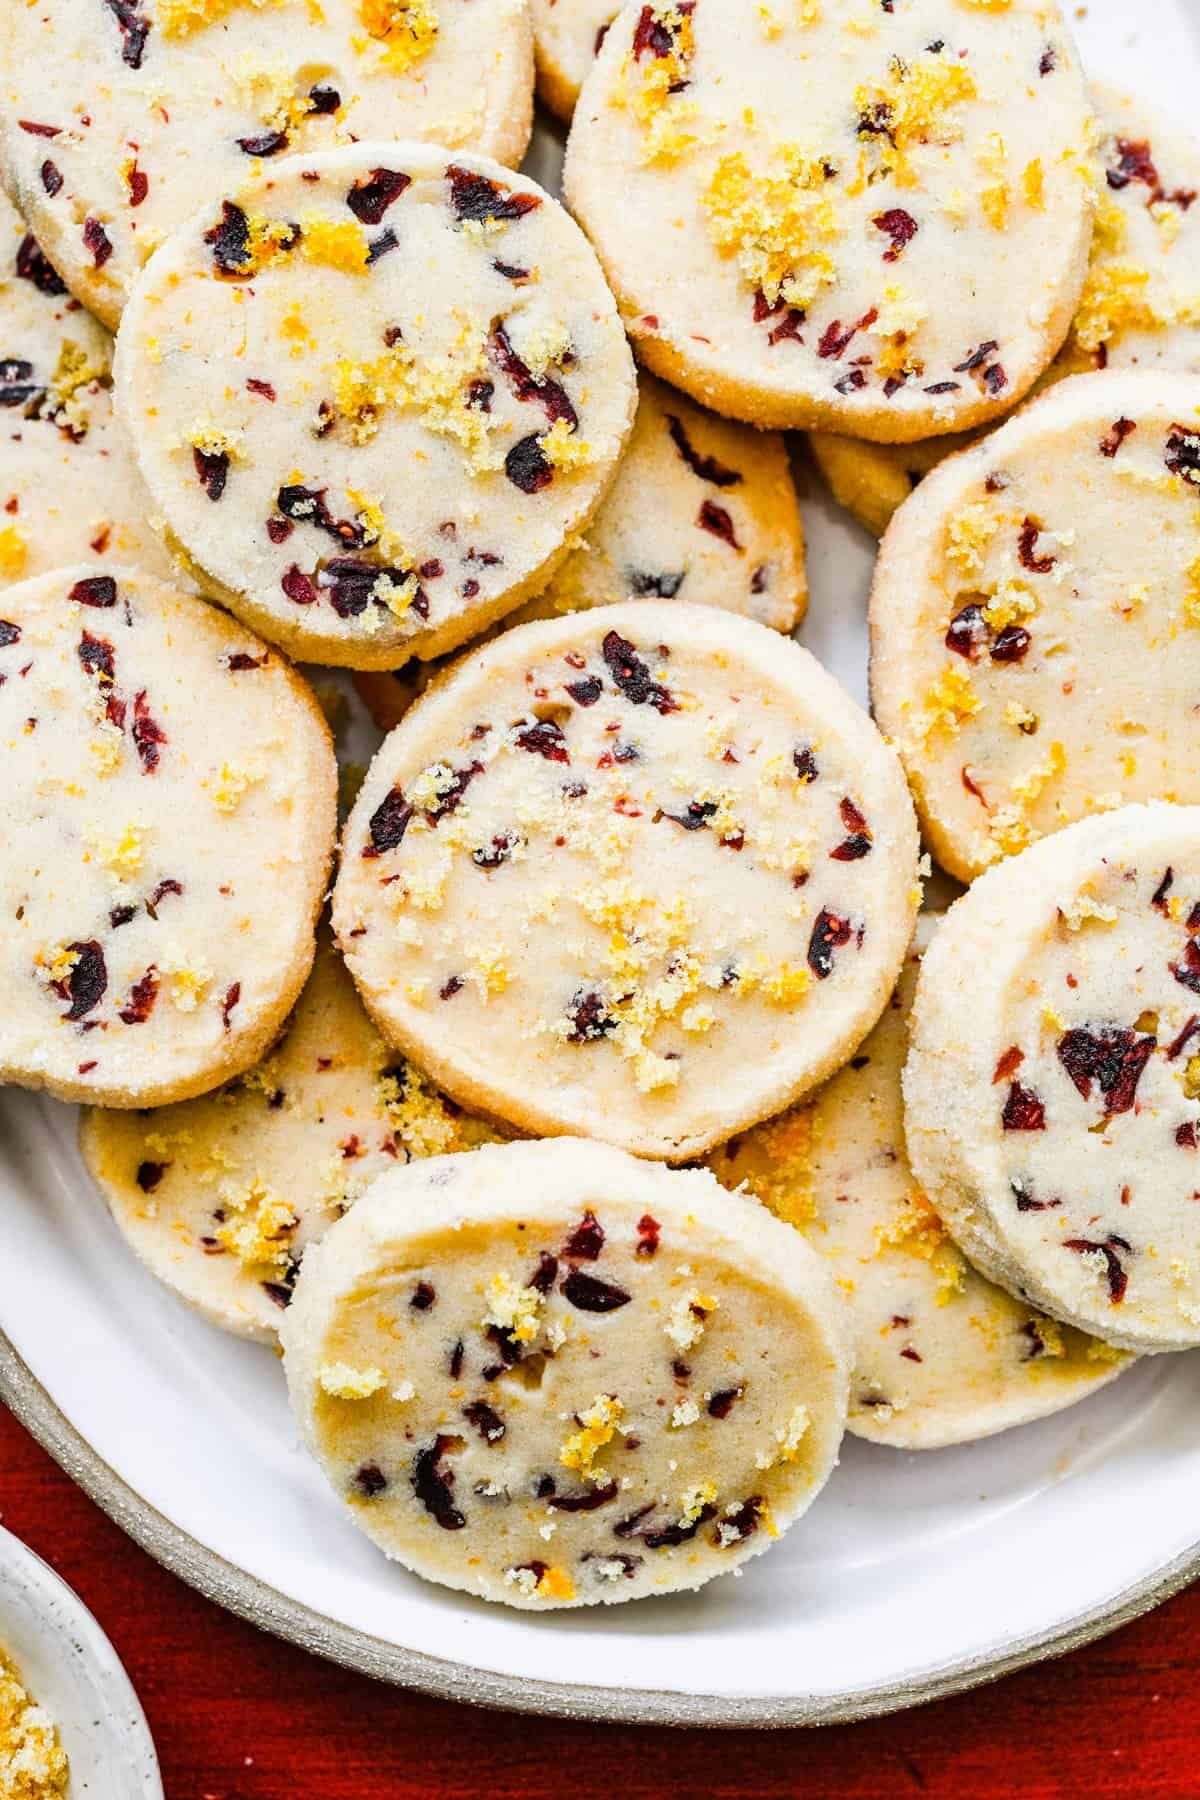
[707,917,1129,1448]
[811,84,1200,537]
[115,144,637,669]
[532,0,618,121]
[905,804,1200,1354]
[870,369,1200,884]
[354,371,807,731]
[0,565,335,1106]
[334,600,919,1161]
[81,933,505,1340]
[0,1649,69,1800]
[564,0,1094,439]
[281,1137,850,1608]
[0,189,182,588]
[0,0,534,330]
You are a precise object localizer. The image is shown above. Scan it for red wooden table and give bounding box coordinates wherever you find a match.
[3,1401,1196,1799]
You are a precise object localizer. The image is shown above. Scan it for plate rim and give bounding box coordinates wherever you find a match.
[3,1332,1196,1729]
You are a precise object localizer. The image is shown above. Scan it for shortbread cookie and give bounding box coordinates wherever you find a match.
[115,144,636,669]
[564,0,1094,438]
[0,565,335,1106]
[334,601,919,1161]
[812,85,1200,537]
[0,0,534,330]
[281,1137,849,1607]
[870,370,1200,884]
[354,372,807,731]
[0,191,182,588]
[708,918,1129,1448]
[80,935,505,1340]
[532,0,617,121]
[905,804,1200,1353]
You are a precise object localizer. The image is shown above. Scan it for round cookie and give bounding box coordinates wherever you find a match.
[80,934,506,1341]
[0,565,335,1106]
[532,0,618,121]
[115,144,637,669]
[281,1137,850,1608]
[811,85,1200,538]
[0,0,534,330]
[334,600,919,1161]
[905,804,1200,1355]
[0,190,183,588]
[563,0,1094,439]
[354,371,808,732]
[870,369,1200,884]
[707,918,1130,1449]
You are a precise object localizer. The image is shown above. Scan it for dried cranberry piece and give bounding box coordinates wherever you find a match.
[660,800,715,833]
[490,325,577,429]
[1017,517,1055,574]
[225,650,268,671]
[1165,425,1200,486]
[563,1210,605,1260]
[505,434,552,494]
[246,378,276,402]
[546,1482,618,1513]
[411,1435,466,1529]
[566,988,616,1043]
[261,1258,300,1309]
[320,558,420,618]
[472,831,519,870]
[406,1280,436,1312]
[237,129,289,156]
[947,606,987,660]
[808,909,852,979]
[135,1160,166,1191]
[448,1339,464,1377]
[0,358,41,409]
[447,165,540,225]
[1063,1235,1132,1304]
[424,760,482,825]
[528,1252,559,1294]
[362,226,396,265]
[109,905,136,929]
[793,745,818,782]
[16,234,67,296]
[516,719,569,762]
[0,620,20,648]
[83,217,113,268]
[347,167,411,224]
[818,307,878,359]
[629,571,684,598]
[204,201,252,275]
[493,259,529,282]
[1058,1025,1156,1114]
[643,1507,717,1549]
[126,164,149,206]
[220,981,240,1031]
[354,1463,388,1498]
[70,574,117,608]
[193,446,229,502]
[1099,417,1136,458]
[40,160,62,197]
[631,0,691,57]
[63,941,107,1020]
[1177,1122,1198,1149]
[118,967,158,1025]
[567,674,603,706]
[363,785,413,857]
[1167,1015,1200,1061]
[1106,136,1159,193]
[993,1045,1024,1083]
[831,795,872,860]
[307,82,340,113]
[665,414,740,487]
[1171,937,1200,995]
[17,121,61,138]
[103,0,150,66]
[1002,1083,1045,1131]
[872,207,918,262]
[1010,1177,1060,1213]
[834,368,867,395]
[277,484,370,548]
[697,499,741,549]
[712,1497,763,1545]
[561,1269,631,1312]
[707,1385,744,1419]
[1039,44,1056,75]
[148,878,182,912]
[78,630,115,680]
[636,1214,660,1257]
[990,625,1030,663]
[601,629,677,713]
[131,689,166,771]
[281,564,317,605]
[1152,866,1174,911]
[462,1400,506,1443]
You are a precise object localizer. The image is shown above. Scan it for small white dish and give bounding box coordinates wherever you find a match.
[0,1525,162,1797]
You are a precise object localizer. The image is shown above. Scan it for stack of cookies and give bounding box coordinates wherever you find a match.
[1,0,1197,1612]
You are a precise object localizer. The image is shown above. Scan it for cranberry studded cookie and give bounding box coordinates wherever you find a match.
[707,918,1129,1448]
[80,934,505,1340]
[281,1138,850,1607]
[115,145,637,669]
[905,805,1200,1354]
[334,601,919,1161]
[812,84,1200,537]
[353,371,807,732]
[0,190,182,588]
[0,566,335,1106]
[532,0,620,121]
[870,370,1200,883]
[0,0,534,330]
[564,0,1095,438]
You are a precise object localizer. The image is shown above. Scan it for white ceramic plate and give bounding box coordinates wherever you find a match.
[3,0,1200,1729]
[0,1524,162,1795]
